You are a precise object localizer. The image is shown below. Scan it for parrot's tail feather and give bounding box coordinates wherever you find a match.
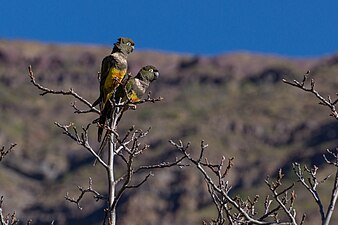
[98,127,103,142]
[93,131,109,166]
[97,104,109,142]
[92,97,101,108]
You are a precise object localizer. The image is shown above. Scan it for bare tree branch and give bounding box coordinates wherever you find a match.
[282,72,338,119]
[324,149,338,225]
[265,177,297,225]
[108,128,186,213]
[284,73,338,225]
[65,178,105,210]
[0,196,19,225]
[0,144,16,162]
[132,92,164,105]
[28,65,100,114]
[170,140,298,225]
[54,122,109,169]
[293,163,325,221]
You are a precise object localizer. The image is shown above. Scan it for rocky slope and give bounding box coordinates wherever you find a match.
[0,40,338,224]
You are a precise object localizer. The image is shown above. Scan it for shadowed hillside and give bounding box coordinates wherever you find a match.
[0,40,337,225]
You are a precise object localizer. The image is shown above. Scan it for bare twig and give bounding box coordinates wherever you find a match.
[265,177,298,225]
[170,140,297,224]
[284,74,338,225]
[0,197,19,225]
[28,65,99,114]
[109,128,186,213]
[136,156,188,171]
[0,144,16,162]
[293,163,325,220]
[65,178,105,210]
[54,122,108,169]
[133,92,163,105]
[282,73,338,119]
[0,196,6,225]
[324,149,338,225]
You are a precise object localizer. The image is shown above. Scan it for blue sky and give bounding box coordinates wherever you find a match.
[1,1,337,57]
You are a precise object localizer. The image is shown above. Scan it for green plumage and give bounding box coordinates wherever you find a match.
[116,65,160,103]
[92,37,135,109]
[97,65,159,142]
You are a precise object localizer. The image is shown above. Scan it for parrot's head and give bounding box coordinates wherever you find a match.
[137,65,160,83]
[113,37,135,55]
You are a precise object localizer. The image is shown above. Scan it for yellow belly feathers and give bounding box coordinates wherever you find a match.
[102,67,127,107]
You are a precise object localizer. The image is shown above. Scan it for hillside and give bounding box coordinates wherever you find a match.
[0,40,338,225]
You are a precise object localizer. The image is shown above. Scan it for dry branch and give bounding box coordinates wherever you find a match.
[284,73,338,225]
[0,197,23,225]
[28,65,100,114]
[282,72,338,119]
[0,144,16,162]
[65,178,105,210]
[170,140,302,225]
[54,122,109,169]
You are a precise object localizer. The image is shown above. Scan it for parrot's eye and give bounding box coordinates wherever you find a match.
[149,69,154,72]
[126,42,131,46]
